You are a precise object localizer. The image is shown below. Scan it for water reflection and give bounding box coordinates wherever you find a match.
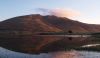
[0,48,82,58]
[1,47,100,58]
[0,32,100,57]
[0,36,100,54]
[51,50,82,58]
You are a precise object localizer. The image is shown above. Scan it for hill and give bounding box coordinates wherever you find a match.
[0,14,100,32]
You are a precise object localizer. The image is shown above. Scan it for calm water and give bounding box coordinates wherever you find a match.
[0,47,100,58]
[0,36,99,58]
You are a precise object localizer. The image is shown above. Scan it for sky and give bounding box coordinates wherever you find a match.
[0,0,100,24]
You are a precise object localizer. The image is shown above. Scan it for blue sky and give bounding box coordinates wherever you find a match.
[0,0,100,24]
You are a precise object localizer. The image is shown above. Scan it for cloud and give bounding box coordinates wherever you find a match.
[50,8,80,18]
[36,8,81,19]
[36,8,50,15]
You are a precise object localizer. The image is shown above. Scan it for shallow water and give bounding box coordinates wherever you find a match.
[0,47,100,58]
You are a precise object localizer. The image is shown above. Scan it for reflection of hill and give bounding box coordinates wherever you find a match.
[0,14,100,54]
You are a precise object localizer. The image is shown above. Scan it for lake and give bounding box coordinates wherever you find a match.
[0,34,100,58]
[0,47,100,58]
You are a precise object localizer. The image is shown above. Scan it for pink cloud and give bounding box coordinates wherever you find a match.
[36,8,81,18]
